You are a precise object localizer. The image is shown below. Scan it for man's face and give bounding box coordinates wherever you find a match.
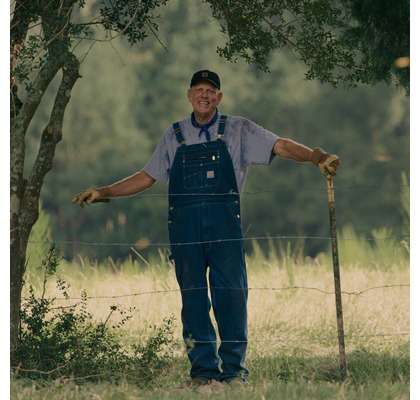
[187,82,223,116]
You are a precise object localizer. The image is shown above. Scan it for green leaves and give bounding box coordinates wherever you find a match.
[99,0,169,45]
[12,35,46,90]
[206,0,409,90]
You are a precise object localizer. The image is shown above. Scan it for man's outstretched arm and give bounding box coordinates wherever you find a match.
[273,138,340,175]
[72,170,156,207]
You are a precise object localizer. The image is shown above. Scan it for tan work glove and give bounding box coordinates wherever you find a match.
[72,187,109,207]
[311,147,340,176]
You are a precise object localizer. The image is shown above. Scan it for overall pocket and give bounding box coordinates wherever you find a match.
[182,150,220,190]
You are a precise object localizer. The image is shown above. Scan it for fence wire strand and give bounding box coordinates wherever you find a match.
[103,183,410,198]
[28,233,409,249]
[33,283,408,301]
[27,182,410,248]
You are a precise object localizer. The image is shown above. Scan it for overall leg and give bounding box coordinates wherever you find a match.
[206,204,249,381]
[171,206,220,380]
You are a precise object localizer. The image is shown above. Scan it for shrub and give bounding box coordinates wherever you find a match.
[15,247,176,385]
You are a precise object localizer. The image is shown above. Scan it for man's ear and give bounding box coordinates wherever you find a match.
[216,91,223,105]
[187,88,193,104]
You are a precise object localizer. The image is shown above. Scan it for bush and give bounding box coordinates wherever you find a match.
[15,247,176,385]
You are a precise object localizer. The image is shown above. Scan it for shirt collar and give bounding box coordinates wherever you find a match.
[191,109,219,131]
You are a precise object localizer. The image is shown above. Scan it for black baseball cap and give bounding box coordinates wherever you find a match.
[190,70,221,90]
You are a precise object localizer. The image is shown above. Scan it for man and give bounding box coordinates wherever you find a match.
[73,69,339,385]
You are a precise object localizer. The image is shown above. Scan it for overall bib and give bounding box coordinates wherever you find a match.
[168,116,249,381]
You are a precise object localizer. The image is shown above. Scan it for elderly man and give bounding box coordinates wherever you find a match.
[73,69,339,385]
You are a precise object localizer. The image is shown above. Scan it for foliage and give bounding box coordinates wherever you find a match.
[206,0,409,90]
[11,0,170,87]
[12,35,45,91]
[341,0,410,90]
[99,0,170,45]
[16,247,176,384]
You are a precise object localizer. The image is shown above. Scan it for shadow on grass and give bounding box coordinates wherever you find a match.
[249,345,409,385]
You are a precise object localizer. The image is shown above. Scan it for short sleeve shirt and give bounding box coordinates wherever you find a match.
[143,114,279,192]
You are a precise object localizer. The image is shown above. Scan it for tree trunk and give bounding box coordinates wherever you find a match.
[10,217,30,366]
[10,52,80,366]
[10,0,80,365]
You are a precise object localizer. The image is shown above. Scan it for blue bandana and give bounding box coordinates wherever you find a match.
[191,110,219,142]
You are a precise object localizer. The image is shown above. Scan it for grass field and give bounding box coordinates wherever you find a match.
[12,241,409,399]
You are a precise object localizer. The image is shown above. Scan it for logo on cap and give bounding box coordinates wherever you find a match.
[202,72,208,78]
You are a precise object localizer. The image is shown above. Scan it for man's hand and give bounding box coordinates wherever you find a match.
[72,187,109,207]
[311,147,340,176]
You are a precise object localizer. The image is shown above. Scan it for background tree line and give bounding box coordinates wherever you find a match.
[24,0,409,262]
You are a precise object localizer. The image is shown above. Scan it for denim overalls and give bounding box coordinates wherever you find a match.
[168,115,249,381]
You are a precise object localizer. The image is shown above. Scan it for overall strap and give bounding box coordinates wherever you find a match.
[217,115,227,139]
[172,122,186,144]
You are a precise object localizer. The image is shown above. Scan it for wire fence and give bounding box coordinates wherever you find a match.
[19,181,410,380]
[28,180,410,253]
[154,332,411,344]
[19,253,410,380]
[45,283,409,301]
[27,232,409,249]
[12,325,410,379]
[70,183,409,201]
[24,282,410,347]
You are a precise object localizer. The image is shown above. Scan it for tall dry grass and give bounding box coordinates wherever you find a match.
[26,239,409,359]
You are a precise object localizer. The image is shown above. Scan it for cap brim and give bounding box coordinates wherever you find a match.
[191,78,220,89]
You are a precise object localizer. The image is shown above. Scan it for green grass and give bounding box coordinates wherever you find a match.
[12,348,409,399]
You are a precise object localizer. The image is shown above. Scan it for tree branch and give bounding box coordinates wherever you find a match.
[262,17,299,49]
[11,0,78,209]
[146,19,168,51]
[10,53,65,245]
[21,53,80,228]
[42,5,74,49]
